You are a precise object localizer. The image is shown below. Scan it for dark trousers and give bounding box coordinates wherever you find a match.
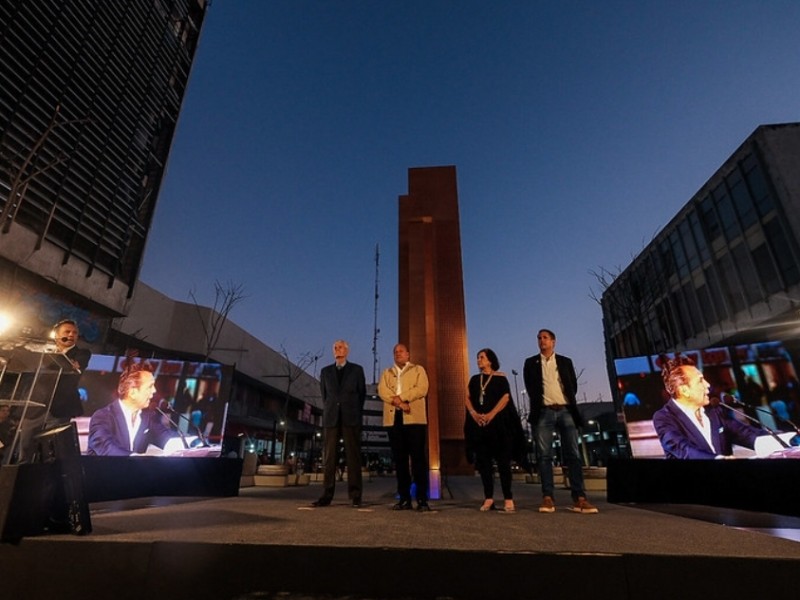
[389,422,428,501]
[475,436,513,500]
[321,423,362,500]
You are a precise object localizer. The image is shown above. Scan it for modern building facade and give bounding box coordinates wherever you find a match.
[0,2,326,470]
[111,282,324,464]
[398,166,471,480]
[602,123,800,412]
[1,0,208,321]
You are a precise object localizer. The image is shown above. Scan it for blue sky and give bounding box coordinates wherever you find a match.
[140,1,800,403]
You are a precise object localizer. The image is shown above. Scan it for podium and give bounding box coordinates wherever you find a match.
[0,341,91,539]
[1,341,77,463]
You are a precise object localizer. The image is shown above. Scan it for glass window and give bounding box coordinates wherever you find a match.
[682,283,704,334]
[764,219,800,286]
[727,168,758,231]
[658,238,675,278]
[703,266,728,322]
[731,243,762,305]
[656,298,678,347]
[713,183,740,242]
[751,243,782,295]
[672,289,693,338]
[679,218,700,272]
[695,283,717,329]
[742,154,775,217]
[688,209,710,262]
[699,194,721,243]
[670,230,689,279]
[717,253,746,314]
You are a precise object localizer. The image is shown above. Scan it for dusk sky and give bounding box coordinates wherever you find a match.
[140,1,800,405]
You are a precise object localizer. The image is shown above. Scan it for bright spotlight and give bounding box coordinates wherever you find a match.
[0,311,14,337]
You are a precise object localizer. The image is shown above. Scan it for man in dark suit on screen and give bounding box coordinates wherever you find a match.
[312,339,366,507]
[653,357,761,459]
[87,359,176,456]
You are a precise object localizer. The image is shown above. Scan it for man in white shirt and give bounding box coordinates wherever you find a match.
[523,329,598,514]
[378,343,430,511]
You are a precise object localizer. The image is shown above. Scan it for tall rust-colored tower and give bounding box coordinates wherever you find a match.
[399,166,472,489]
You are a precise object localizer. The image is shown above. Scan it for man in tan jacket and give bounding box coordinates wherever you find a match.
[377,343,430,511]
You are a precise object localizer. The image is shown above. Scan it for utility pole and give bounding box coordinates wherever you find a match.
[371,243,380,384]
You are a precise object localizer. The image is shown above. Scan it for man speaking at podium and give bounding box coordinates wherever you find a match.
[16,319,91,462]
[49,319,92,424]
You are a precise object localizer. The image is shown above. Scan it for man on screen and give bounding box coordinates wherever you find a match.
[87,357,176,456]
[653,356,762,459]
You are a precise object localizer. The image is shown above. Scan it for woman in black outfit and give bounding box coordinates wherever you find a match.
[465,348,515,512]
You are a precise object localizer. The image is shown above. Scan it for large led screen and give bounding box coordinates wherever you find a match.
[73,354,230,457]
[614,342,799,458]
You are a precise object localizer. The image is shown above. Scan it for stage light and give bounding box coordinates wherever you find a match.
[0,312,13,335]
[0,311,13,337]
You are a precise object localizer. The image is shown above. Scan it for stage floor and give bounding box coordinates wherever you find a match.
[3,475,799,600]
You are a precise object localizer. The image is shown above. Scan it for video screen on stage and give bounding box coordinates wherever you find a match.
[614,341,800,458]
[73,354,230,457]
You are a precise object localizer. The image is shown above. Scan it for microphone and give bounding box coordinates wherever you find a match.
[718,394,790,449]
[163,404,210,447]
[718,393,746,407]
[60,337,71,343]
[720,393,800,433]
[155,405,190,449]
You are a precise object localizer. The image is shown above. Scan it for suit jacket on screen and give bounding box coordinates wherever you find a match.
[652,400,761,459]
[87,400,176,456]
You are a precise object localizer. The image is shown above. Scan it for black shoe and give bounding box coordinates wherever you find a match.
[352,497,362,508]
[392,499,413,511]
[416,501,431,512]
[312,497,332,507]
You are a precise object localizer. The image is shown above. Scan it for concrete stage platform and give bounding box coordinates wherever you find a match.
[2,475,799,600]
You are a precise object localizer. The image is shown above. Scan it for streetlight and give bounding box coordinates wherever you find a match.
[587,420,603,466]
[309,430,321,476]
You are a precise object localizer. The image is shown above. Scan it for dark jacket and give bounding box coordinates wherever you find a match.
[319,361,366,428]
[87,400,176,456]
[50,346,92,418]
[522,353,584,428]
[653,400,761,459]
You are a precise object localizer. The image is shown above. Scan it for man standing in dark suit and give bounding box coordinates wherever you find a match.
[313,339,366,507]
[17,319,92,462]
[50,319,92,423]
[523,328,598,514]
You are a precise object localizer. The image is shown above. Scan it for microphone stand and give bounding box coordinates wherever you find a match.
[164,405,210,447]
[155,406,190,449]
[718,399,791,449]
[751,405,800,435]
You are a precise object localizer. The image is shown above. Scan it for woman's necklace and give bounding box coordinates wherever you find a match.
[479,372,493,406]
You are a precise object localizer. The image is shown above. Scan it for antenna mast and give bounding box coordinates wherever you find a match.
[371,243,380,383]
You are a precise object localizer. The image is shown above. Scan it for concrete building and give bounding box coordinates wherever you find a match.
[111,282,323,463]
[0,1,323,466]
[602,123,800,364]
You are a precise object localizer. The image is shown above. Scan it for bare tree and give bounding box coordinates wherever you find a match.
[274,345,322,463]
[189,280,246,361]
[0,104,91,240]
[589,231,668,358]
